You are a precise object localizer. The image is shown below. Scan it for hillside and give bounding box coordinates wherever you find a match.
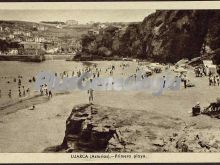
[78,10,220,64]
[0,20,90,53]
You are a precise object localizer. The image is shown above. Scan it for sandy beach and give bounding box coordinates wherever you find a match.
[0,60,220,152]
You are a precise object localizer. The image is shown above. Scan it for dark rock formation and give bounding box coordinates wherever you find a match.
[61,104,125,152]
[51,104,185,153]
[78,10,220,64]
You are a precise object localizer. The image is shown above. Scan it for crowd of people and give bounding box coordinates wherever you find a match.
[1,61,219,107]
[0,76,33,100]
[209,74,220,86]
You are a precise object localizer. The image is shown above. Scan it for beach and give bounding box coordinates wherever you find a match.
[0,60,220,152]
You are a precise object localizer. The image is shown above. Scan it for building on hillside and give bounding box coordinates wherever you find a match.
[26,37,34,42]
[35,36,46,43]
[0,36,6,40]
[8,49,18,55]
[37,26,47,31]
[46,48,59,54]
[66,20,78,26]
[8,34,15,39]
[4,27,10,32]
[23,32,31,37]
[13,31,22,35]
[14,38,22,42]
[18,42,45,55]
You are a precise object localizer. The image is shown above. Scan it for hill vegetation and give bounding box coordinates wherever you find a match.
[78,10,220,64]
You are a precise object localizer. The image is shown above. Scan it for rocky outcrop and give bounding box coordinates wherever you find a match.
[52,104,187,152]
[61,104,126,152]
[79,10,220,64]
[43,104,220,153]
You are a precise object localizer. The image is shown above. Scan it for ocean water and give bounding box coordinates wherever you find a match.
[0,60,138,106]
[0,60,85,105]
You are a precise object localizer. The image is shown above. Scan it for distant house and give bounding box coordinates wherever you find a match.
[66,20,78,26]
[4,27,10,32]
[18,42,45,55]
[0,26,3,32]
[35,36,46,43]
[8,34,15,39]
[13,31,22,35]
[0,36,6,40]
[8,49,18,55]
[14,38,22,42]
[46,48,59,54]
[26,37,34,42]
[23,32,31,37]
[37,26,47,31]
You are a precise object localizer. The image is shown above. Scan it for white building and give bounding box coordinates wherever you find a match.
[8,49,18,55]
[26,37,34,42]
[37,26,47,31]
[46,48,59,54]
[23,32,31,37]
[203,60,217,75]
[35,36,45,43]
[4,27,10,32]
[13,31,22,35]
[14,38,22,42]
[8,34,15,39]
[0,26,3,32]
[0,36,6,40]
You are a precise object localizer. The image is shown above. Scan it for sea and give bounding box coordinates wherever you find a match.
[0,60,139,107]
[0,60,86,106]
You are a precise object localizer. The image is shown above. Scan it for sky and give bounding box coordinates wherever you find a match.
[0,9,155,24]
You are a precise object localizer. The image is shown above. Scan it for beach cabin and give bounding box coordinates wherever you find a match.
[148,63,163,73]
[203,60,217,75]
[173,67,188,74]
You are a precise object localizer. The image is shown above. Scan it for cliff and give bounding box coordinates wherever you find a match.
[78,10,220,64]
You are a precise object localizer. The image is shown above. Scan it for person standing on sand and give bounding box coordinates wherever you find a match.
[48,90,52,98]
[8,90,12,98]
[183,75,187,89]
[26,88,30,96]
[44,84,48,96]
[216,75,220,86]
[40,85,43,96]
[163,76,166,88]
[88,88,94,103]
[18,79,21,86]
